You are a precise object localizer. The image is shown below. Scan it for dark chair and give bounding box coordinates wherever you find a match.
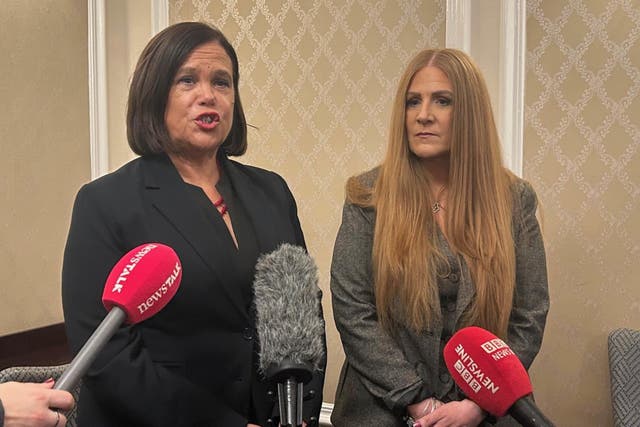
[608,328,640,427]
[0,364,80,427]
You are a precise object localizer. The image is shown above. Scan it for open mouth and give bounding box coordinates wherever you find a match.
[195,113,220,125]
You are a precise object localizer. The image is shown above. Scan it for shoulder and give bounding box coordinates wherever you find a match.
[509,176,538,213]
[226,158,289,188]
[76,157,145,198]
[350,166,379,191]
[510,176,536,198]
[340,167,379,226]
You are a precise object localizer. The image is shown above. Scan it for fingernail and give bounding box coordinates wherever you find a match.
[413,423,420,427]
[45,378,54,383]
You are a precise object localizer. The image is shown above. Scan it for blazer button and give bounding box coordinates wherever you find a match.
[242,327,253,340]
[439,372,451,383]
[449,272,459,282]
[447,302,456,312]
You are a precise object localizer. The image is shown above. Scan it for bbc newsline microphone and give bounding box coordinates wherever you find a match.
[253,244,325,427]
[55,243,182,391]
[443,326,555,427]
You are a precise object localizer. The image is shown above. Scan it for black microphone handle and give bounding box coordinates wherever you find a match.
[54,307,127,391]
[277,377,304,427]
[267,361,312,427]
[509,394,555,427]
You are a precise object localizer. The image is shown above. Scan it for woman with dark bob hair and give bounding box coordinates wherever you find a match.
[62,22,325,426]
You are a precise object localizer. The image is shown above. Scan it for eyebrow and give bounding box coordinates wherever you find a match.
[406,89,453,97]
[175,66,233,80]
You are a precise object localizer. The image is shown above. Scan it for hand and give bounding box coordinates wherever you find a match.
[413,399,484,427]
[247,424,261,427]
[0,380,74,427]
[407,397,443,419]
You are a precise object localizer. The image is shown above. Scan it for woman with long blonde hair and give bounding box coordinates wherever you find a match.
[330,48,549,426]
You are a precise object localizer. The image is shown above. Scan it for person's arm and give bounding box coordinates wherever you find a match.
[330,201,426,415]
[507,181,550,369]
[0,381,74,427]
[62,184,248,426]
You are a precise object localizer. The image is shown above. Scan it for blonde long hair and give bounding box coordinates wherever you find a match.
[347,49,516,338]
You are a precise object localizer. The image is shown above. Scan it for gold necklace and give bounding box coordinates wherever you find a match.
[431,185,447,214]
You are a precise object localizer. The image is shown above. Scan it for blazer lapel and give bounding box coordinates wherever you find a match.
[222,159,284,254]
[141,155,248,319]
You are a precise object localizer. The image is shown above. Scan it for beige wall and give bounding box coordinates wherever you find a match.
[525,1,640,425]
[3,0,635,424]
[170,0,446,402]
[0,0,90,335]
[106,0,151,169]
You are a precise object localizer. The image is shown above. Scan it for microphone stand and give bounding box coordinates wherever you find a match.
[267,360,312,427]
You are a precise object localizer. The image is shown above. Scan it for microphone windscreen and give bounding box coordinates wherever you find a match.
[443,326,532,417]
[253,243,324,374]
[102,243,182,324]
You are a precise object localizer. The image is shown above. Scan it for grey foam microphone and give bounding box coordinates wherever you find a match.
[253,243,325,427]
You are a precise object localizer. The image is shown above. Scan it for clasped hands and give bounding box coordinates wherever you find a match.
[407,397,484,427]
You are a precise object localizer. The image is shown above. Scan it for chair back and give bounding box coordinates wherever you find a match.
[0,364,80,427]
[608,328,640,427]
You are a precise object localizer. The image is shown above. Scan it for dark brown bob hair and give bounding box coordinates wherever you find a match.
[126,21,247,156]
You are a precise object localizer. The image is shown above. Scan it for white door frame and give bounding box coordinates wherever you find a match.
[446,0,525,176]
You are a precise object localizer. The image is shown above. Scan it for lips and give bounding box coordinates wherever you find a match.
[194,112,220,128]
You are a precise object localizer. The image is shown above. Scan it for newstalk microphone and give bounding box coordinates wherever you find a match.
[443,326,555,427]
[253,244,325,427]
[55,243,182,391]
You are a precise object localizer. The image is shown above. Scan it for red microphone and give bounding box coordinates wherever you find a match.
[55,243,182,391]
[443,326,554,427]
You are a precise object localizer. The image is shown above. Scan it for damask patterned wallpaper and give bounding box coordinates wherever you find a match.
[168,1,639,424]
[170,0,446,401]
[525,0,639,425]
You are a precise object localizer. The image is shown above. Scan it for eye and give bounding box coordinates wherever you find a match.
[213,78,231,88]
[406,97,421,108]
[177,75,195,85]
[435,97,452,106]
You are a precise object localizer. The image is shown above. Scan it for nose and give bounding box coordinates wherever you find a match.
[416,102,433,125]
[198,82,216,106]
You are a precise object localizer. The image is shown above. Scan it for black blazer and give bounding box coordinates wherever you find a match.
[62,154,325,427]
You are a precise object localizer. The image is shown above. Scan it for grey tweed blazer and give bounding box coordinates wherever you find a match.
[330,168,549,426]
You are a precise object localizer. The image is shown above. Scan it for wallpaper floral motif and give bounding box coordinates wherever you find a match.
[170,0,446,402]
[525,1,639,425]
[169,1,640,425]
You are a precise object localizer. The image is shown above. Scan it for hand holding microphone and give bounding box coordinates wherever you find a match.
[55,243,182,392]
[253,244,325,427]
[443,326,555,427]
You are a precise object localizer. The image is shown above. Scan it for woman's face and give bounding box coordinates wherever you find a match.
[404,65,453,162]
[164,41,235,156]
